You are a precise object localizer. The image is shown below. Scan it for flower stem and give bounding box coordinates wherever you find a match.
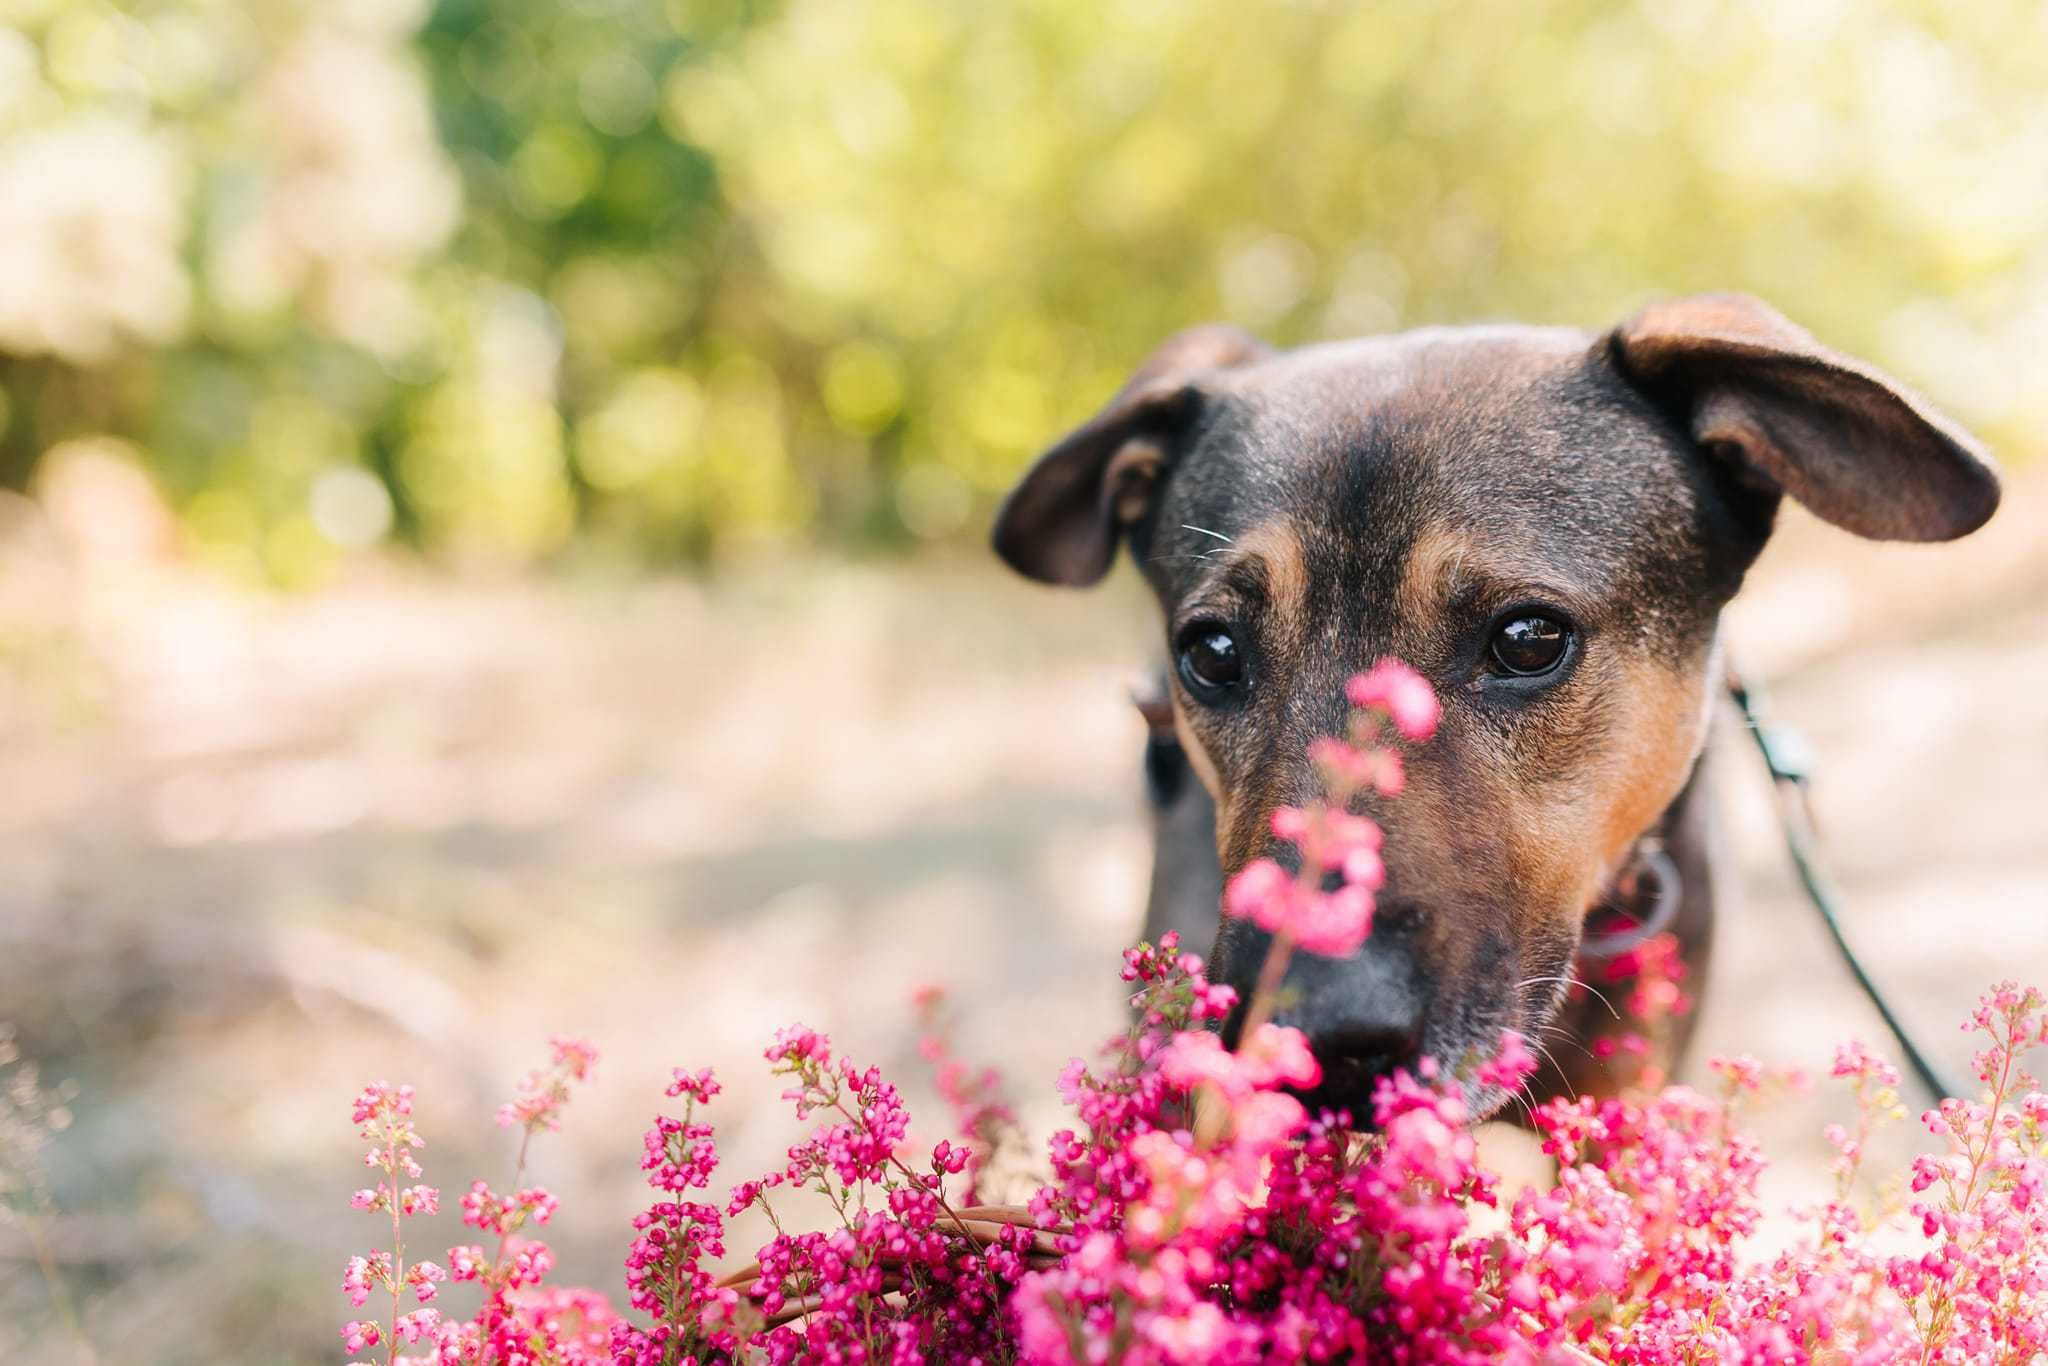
[387,1128,403,1366]
[494,1124,535,1271]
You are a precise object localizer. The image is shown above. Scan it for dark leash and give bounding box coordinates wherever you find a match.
[1723,662,1961,1102]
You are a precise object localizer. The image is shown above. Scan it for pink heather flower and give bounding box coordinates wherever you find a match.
[1125,1131,1242,1246]
[1290,883,1374,956]
[497,1037,598,1133]
[1830,1038,1902,1087]
[394,1307,441,1343]
[1343,844,1385,889]
[1221,858,1374,957]
[1239,1022,1321,1091]
[1309,733,1409,796]
[1143,1299,1231,1362]
[1346,658,1441,740]
[1269,805,1309,842]
[548,1035,599,1080]
[1192,978,1238,1020]
[339,969,2048,1364]
[350,1081,414,1127]
[461,1179,501,1232]
[665,1066,719,1102]
[340,1319,380,1353]
[341,1253,381,1308]
[506,1238,555,1287]
[1159,1030,1240,1097]
[1223,857,1290,923]
[931,1138,971,1175]
[765,1023,829,1067]
[406,1259,446,1303]
[1476,1030,1539,1092]
[496,1093,563,1129]
[517,1187,559,1226]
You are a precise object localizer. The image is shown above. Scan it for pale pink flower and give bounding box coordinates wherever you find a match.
[1346,658,1441,740]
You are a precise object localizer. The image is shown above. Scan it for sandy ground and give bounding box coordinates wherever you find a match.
[1,473,2044,1362]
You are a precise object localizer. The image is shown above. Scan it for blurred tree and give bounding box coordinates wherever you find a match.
[0,0,2043,579]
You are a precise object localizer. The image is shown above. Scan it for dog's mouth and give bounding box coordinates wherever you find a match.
[1283,1036,1424,1127]
[1286,1013,1553,1126]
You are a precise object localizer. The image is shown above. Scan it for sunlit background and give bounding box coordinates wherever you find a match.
[3,1,2046,1361]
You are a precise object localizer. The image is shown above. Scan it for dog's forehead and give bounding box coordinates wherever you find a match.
[1158,323,1713,614]
[1214,325,1614,479]
[1232,324,1594,402]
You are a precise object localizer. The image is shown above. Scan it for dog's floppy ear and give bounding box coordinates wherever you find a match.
[992,324,1271,585]
[1610,293,1999,541]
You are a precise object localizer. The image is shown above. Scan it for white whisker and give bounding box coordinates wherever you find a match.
[1536,1022,1596,1060]
[1516,974,1620,1022]
[1181,524,1233,543]
[1526,1035,1578,1104]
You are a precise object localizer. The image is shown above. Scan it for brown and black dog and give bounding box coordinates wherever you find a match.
[991,294,1999,1120]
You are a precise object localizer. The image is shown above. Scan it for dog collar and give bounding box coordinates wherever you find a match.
[1576,844,1681,962]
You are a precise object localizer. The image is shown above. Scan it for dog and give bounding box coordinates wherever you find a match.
[991,294,1999,1119]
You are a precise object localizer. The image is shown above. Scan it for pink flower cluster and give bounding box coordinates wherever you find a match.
[333,666,2048,1365]
[341,980,2047,1366]
[612,1025,1037,1364]
[496,1035,599,1133]
[339,1054,610,1364]
[340,1082,450,1362]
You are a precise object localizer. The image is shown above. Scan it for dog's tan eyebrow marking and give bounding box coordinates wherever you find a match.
[1398,522,1573,624]
[1223,519,1309,632]
[1397,524,1480,623]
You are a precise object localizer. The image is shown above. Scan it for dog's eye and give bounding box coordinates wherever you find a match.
[1489,615,1570,676]
[1177,622,1244,700]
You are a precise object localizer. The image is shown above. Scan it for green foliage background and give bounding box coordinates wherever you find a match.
[2,0,2043,581]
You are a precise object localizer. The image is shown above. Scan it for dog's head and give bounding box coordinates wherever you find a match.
[994,294,1998,1114]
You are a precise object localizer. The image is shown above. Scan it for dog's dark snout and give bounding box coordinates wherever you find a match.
[1262,921,1429,1112]
[1298,991,1424,1104]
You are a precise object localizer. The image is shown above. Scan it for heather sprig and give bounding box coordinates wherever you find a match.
[1894,981,2048,1362]
[340,1039,612,1366]
[1,1027,89,1360]
[913,984,1022,1206]
[342,1082,444,1363]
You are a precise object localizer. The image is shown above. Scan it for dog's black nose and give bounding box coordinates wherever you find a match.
[1266,926,1427,1114]
[1300,1012,1423,1107]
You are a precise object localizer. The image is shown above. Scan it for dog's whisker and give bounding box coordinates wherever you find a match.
[1180,523,1233,543]
[1511,1072,1542,1125]
[1525,1036,1578,1104]
[1536,1023,1597,1063]
[1507,1088,1536,1126]
[1516,974,1621,1022]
